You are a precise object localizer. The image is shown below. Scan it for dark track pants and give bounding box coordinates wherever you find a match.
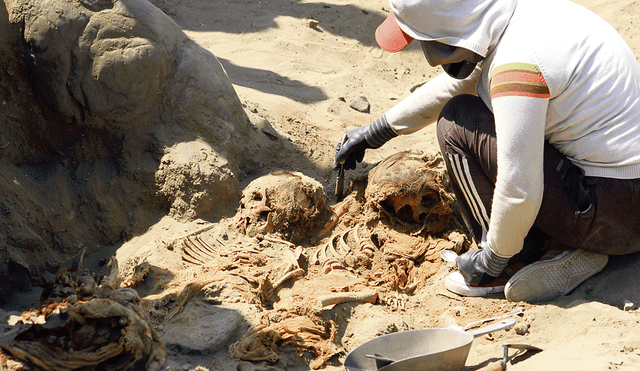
[436,94,640,256]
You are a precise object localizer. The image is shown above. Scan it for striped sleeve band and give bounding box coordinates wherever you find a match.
[490,63,550,99]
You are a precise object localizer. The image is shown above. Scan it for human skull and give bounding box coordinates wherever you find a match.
[365,150,455,234]
[236,171,327,243]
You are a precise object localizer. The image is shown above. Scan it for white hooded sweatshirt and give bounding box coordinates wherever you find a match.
[384,0,640,257]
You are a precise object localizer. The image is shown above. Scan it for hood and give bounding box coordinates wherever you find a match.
[390,0,516,57]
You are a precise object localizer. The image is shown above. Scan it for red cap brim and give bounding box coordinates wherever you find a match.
[375,13,414,53]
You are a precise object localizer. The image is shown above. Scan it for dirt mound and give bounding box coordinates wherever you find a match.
[0,0,261,301]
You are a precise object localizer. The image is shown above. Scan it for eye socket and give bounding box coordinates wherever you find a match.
[396,204,415,224]
[421,192,440,209]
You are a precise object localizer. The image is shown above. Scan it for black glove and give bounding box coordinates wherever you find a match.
[333,115,397,171]
[456,245,510,286]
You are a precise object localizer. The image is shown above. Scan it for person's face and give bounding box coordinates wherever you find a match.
[421,41,483,79]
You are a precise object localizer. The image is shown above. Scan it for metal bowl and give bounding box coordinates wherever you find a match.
[344,318,516,371]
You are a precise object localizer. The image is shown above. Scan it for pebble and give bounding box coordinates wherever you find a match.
[307,19,319,29]
[514,322,530,335]
[349,95,370,113]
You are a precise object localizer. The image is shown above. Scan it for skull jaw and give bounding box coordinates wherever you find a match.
[378,191,451,235]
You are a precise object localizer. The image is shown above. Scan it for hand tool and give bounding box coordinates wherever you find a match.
[475,343,543,371]
[335,134,348,201]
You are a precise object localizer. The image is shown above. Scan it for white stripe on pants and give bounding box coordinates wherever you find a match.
[448,153,490,233]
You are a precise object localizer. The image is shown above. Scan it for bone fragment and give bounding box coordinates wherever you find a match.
[319,199,351,236]
[170,223,216,246]
[260,235,295,247]
[267,268,305,296]
[317,290,378,307]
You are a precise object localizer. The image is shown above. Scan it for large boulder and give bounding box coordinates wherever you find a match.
[0,0,258,301]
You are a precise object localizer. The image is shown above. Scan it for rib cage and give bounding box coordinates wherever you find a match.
[180,235,218,265]
[312,226,378,274]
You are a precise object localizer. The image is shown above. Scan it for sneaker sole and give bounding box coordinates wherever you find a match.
[505,249,608,303]
[445,271,505,297]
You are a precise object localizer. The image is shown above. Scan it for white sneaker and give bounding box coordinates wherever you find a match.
[505,249,608,303]
[445,271,506,297]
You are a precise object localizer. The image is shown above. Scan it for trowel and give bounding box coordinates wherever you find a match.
[334,134,348,201]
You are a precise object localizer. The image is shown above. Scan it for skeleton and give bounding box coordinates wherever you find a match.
[313,150,466,298]
[174,229,305,301]
[122,172,330,330]
[100,152,468,370]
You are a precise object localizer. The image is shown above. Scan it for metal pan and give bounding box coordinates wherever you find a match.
[344,318,516,371]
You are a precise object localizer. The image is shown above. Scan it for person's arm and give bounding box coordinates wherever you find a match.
[488,95,547,257]
[386,68,480,134]
[334,69,480,169]
[457,63,550,285]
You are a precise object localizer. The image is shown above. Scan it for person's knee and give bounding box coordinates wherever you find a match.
[437,94,493,144]
[437,94,480,144]
[439,95,484,122]
[445,94,482,111]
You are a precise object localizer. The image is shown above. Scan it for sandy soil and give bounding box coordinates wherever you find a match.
[5,0,640,370]
[148,0,640,370]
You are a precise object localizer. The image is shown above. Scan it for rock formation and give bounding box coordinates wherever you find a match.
[0,0,259,301]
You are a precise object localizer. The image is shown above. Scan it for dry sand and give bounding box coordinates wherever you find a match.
[6,0,640,370]
[148,0,640,370]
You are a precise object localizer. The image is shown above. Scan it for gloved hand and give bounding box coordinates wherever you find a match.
[333,115,397,171]
[456,244,510,286]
